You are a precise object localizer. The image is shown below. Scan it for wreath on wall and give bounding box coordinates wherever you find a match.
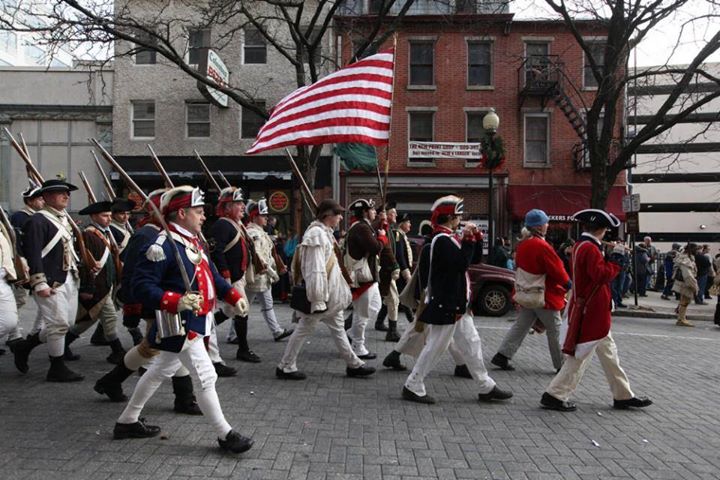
[480,132,506,170]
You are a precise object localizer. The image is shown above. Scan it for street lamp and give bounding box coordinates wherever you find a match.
[482,108,502,261]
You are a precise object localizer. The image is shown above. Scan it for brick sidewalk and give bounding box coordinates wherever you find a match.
[1,303,720,479]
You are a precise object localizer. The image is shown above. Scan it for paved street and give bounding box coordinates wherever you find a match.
[1,303,720,480]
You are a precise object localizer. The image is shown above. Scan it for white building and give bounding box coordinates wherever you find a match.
[0,2,73,67]
[629,63,720,253]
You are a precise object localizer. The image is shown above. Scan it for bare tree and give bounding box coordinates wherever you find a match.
[536,0,720,207]
[0,0,422,199]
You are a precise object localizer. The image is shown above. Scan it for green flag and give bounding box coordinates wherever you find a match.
[335,143,378,173]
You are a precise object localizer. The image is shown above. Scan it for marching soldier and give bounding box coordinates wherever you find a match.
[344,198,384,360]
[109,198,135,257]
[13,179,84,382]
[94,188,203,415]
[374,202,401,342]
[112,185,254,454]
[276,199,375,380]
[0,211,21,357]
[244,198,293,342]
[63,200,127,364]
[209,186,260,363]
[5,180,44,350]
[394,213,415,323]
[401,195,512,404]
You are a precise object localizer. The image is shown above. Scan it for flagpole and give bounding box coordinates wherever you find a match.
[381,34,398,207]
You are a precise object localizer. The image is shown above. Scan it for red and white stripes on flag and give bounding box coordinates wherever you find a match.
[246,49,394,155]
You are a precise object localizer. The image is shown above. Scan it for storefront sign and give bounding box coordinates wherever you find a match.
[198,49,229,108]
[408,141,481,159]
[548,214,573,222]
[625,212,640,234]
[268,190,290,213]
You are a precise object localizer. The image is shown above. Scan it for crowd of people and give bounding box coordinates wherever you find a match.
[0,171,662,454]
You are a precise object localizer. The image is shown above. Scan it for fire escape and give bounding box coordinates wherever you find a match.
[518,55,589,170]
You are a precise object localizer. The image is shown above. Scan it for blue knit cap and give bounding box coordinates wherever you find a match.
[525,209,549,227]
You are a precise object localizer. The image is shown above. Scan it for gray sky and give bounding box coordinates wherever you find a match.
[511,0,720,67]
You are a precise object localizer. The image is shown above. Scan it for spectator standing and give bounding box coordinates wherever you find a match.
[643,236,657,290]
[661,243,681,300]
[674,243,699,327]
[703,245,714,300]
[694,246,711,305]
[610,241,629,308]
[489,237,511,268]
[633,245,650,297]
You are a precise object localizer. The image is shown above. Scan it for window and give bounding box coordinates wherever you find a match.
[467,41,491,86]
[186,102,210,138]
[131,101,155,138]
[466,111,487,143]
[0,31,17,52]
[524,42,549,85]
[189,29,210,65]
[243,27,266,64]
[524,113,549,167]
[584,42,605,88]
[408,111,434,164]
[241,101,266,139]
[134,31,157,65]
[409,40,434,86]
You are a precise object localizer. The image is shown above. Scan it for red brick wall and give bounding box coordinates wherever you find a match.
[339,19,625,188]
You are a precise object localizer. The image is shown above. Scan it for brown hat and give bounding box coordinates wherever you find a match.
[316,198,344,219]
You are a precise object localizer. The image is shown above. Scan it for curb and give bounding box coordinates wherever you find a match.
[613,309,715,322]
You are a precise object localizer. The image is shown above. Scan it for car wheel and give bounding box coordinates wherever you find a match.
[477,284,511,317]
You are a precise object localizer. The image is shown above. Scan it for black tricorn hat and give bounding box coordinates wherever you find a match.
[37,179,78,195]
[111,198,136,213]
[572,209,620,229]
[79,201,114,215]
[398,213,411,223]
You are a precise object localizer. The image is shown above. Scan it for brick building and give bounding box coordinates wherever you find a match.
[336,7,626,247]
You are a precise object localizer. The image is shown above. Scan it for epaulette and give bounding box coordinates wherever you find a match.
[145,232,167,262]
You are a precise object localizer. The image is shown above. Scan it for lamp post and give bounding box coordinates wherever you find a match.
[482,108,500,260]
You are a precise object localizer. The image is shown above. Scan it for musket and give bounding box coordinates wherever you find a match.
[284,148,352,285]
[92,151,116,201]
[217,170,231,189]
[2,127,99,273]
[194,150,221,192]
[0,206,29,284]
[92,139,194,293]
[147,145,174,188]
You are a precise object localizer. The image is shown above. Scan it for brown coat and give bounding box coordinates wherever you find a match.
[346,220,382,284]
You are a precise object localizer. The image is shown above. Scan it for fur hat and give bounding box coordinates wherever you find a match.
[247,198,269,219]
[430,195,463,225]
[160,186,205,215]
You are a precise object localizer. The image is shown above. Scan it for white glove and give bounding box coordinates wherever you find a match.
[177,292,203,313]
[612,244,626,255]
[391,269,400,281]
[232,297,249,317]
[401,269,411,282]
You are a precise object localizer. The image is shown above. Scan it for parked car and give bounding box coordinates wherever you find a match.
[408,236,515,317]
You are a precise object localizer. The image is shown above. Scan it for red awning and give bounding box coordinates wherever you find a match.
[508,185,626,222]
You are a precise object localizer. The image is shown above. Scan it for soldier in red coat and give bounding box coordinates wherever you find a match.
[540,209,652,412]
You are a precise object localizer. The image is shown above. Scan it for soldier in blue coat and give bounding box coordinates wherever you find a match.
[94,188,202,415]
[12,179,84,382]
[113,186,253,454]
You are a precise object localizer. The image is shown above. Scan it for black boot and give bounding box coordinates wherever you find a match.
[400,305,414,323]
[63,331,81,361]
[94,358,133,402]
[46,355,84,382]
[344,311,353,331]
[375,305,389,331]
[127,327,143,346]
[490,352,515,371]
[214,310,229,325]
[385,321,400,342]
[106,338,127,365]
[233,316,260,362]
[172,375,202,415]
[90,323,110,346]
[13,332,41,374]
[382,350,406,371]
[6,337,22,354]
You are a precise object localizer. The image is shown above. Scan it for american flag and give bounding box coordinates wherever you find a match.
[246,49,394,155]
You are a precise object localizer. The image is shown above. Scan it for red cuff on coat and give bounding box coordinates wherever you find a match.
[122,303,143,316]
[377,233,389,246]
[224,288,241,306]
[160,291,181,313]
[220,269,231,280]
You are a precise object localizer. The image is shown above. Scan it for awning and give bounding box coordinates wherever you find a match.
[508,185,626,222]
